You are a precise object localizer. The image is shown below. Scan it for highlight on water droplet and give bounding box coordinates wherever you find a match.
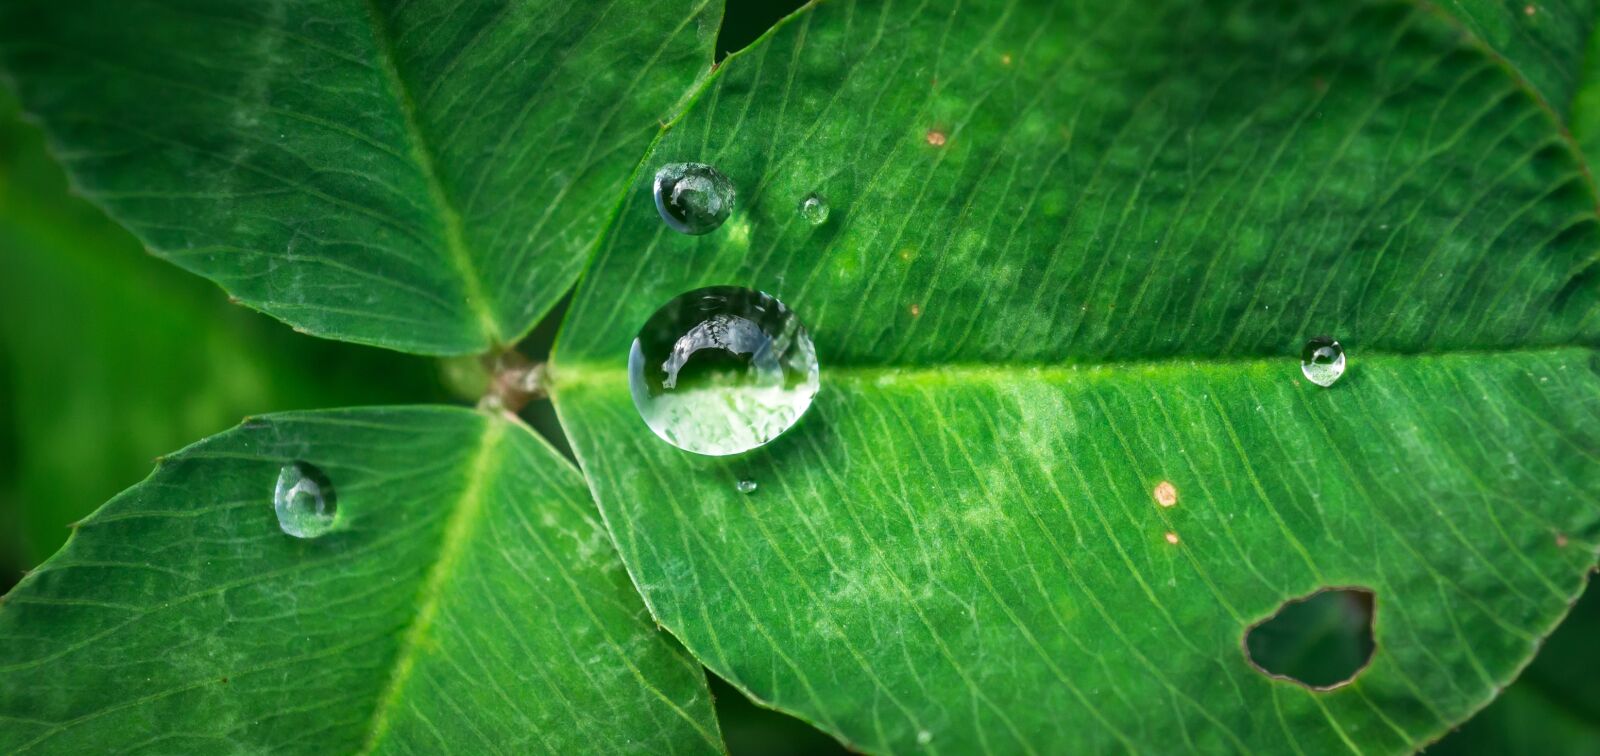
[736,479,758,494]
[653,162,735,235]
[799,193,830,225]
[274,462,337,538]
[629,286,819,456]
[1299,336,1346,387]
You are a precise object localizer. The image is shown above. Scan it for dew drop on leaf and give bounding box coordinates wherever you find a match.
[736,479,758,494]
[1299,336,1346,387]
[629,286,819,456]
[274,462,337,538]
[799,193,830,225]
[653,162,735,235]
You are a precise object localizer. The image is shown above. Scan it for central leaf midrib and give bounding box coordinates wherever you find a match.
[553,343,1598,389]
[360,413,507,752]
[358,0,503,350]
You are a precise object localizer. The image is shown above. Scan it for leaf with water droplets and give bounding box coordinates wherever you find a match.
[0,0,721,355]
[553,0,1600,752]
[0,408,721,753]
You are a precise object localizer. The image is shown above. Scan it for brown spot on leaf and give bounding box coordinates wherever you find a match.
[1164,531,1180,545]
[1556,532,1569,548]
[925,129,947,147]
[1000,53,1013,66]
[1153,481,1178,508]
[1524,4,1537,15]
[909,304,923,317]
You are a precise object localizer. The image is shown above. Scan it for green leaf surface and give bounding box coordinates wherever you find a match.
[1429,579,1600,754]
[1433,0,1593,113]
[0,0,720,355]
[0,407,721,754]
[553,0,1600,751]
[0,90,444,567]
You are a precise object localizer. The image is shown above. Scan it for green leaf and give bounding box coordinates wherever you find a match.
[1429,578,1600,754]
[553,0,1600,751]
[1432,0,1593,112]
[0,0,720,355]
[0,407,721,753]
[0,90,444,566]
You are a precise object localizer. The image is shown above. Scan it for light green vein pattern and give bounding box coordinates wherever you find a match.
[554,0,1600,752]
[0,0,720,355]
[0,407,721,754]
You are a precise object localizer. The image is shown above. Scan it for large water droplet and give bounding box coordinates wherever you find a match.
[799,193,830,225]
[1300,336,1346,387]
[653,162,735,235]
[629,286,819,456]
[274,462,337,538]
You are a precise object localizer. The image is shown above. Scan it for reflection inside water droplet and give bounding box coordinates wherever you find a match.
[653,162,735,235]
[799,193,830,225]
[736,479,758,494]
[274,462,337,538]
[1300,336,1346,387]
[629,286,819,456]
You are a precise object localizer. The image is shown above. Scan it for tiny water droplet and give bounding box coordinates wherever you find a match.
[274,462,337,538]
[653,162,735,235]
[1299,336,1346,387]
[799,193,830,225]
[629,286,819,456]
[736,479,758,494]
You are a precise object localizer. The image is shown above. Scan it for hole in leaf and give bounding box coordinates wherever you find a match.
[1245,587,1375,690]
[717,0,809,59]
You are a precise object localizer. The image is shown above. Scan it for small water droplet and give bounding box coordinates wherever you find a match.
[629,286,819,456]
[274,462,336,538]
[653,162,735,235]
[736,479,758,494]
[1299,336,1346,387]
[799,193,830,225]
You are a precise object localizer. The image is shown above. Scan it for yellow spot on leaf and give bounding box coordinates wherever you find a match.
[1154,481,1178,507]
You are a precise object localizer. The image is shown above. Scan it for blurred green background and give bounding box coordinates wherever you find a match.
[0,1,1593,752]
